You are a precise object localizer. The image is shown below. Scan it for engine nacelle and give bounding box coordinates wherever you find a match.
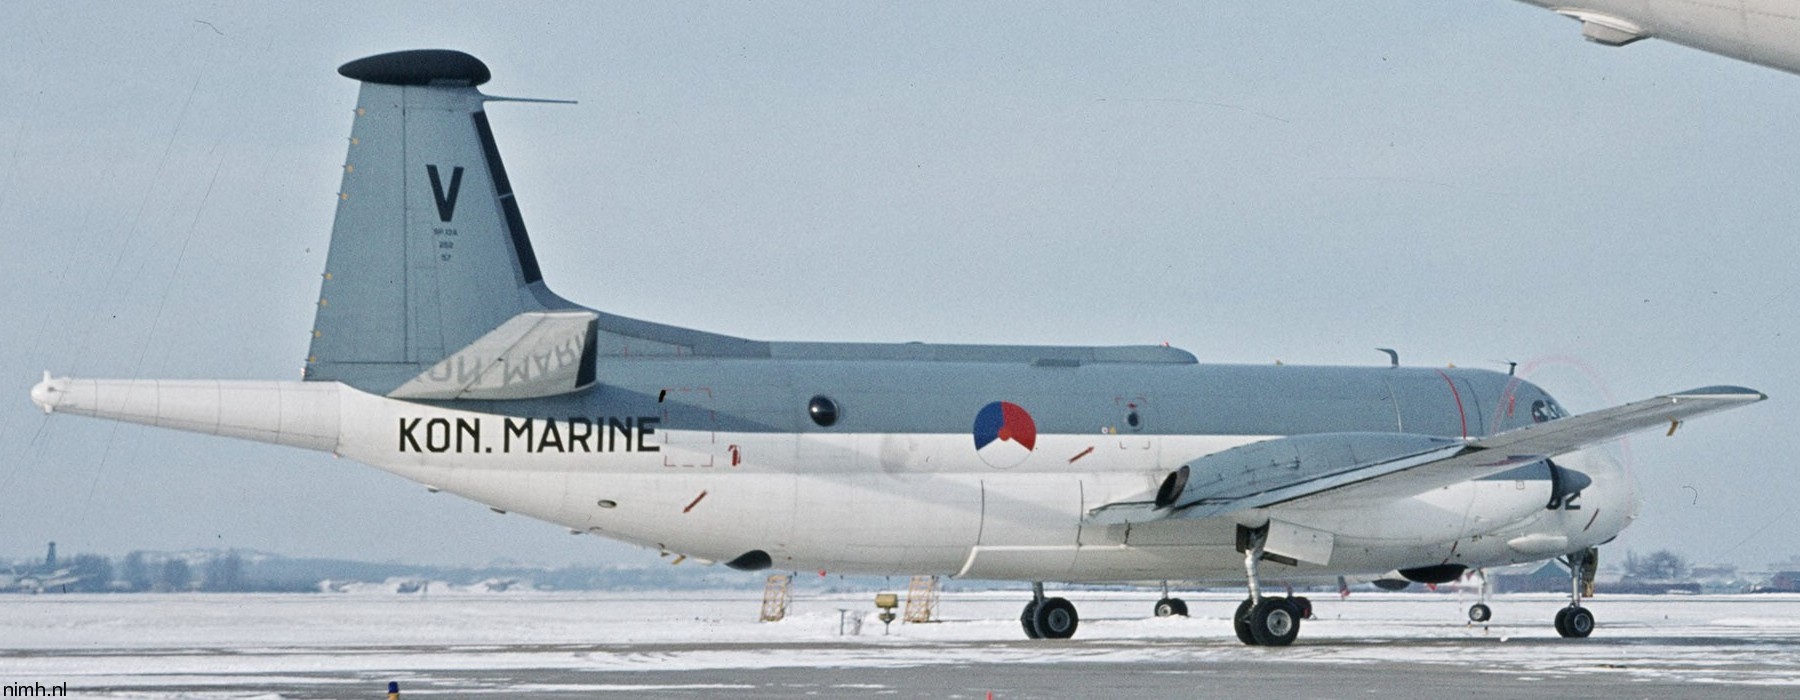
[1397,564,1467,584]
[1153,432,1461,511]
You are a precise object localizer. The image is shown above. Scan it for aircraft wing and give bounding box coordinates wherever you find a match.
[1088,385,1764,524]
[1279,385,1766,511]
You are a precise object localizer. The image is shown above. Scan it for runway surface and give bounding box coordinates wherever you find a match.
[4,590,1798,698]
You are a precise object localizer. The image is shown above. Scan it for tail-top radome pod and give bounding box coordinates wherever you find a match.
[308,50,595,400]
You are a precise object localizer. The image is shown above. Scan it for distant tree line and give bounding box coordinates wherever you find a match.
[11,549,942,594]
[21,551,313,593]
[1622,549,1691,582]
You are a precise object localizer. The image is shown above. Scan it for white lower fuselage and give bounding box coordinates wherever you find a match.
[31,364,1633,584]
[345,386,1635,582]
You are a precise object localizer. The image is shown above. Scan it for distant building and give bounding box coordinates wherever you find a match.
[1602,579,1702,595]
[1494,561,1568,593]
[1691,565,1736,580]
[1761,571,1800,593]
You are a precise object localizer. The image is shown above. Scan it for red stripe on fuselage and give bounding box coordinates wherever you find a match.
[1435,370,1468,439]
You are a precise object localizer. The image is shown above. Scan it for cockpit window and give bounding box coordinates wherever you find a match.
[1530,399,1568,423]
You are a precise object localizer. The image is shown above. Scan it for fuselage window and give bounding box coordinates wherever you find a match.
[808,395,839,427]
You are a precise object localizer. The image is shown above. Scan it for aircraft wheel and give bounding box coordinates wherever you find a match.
[1032,597,1079,639]
[1020,599,1042,639]
[1468,603,1492,623]
[1154,597,1188,617]
[1248,598,1301,646]
[1556,606,1594,638]
[1233,598,1259,645]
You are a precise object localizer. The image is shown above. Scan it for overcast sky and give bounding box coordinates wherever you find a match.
[1,2,1794,571]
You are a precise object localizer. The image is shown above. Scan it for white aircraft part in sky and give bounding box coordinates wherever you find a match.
[1518,0,1800,74]
[28,49,1764,647]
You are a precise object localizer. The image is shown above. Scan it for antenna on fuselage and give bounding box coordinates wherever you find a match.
[1376,348,1399,368]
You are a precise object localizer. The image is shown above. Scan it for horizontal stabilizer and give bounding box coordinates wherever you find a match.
[387,310,598,400]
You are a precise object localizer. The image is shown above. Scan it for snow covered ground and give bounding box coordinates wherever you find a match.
[3,590,1798,697]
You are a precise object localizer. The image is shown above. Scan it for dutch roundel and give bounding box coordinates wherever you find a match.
[972,401,1037,468]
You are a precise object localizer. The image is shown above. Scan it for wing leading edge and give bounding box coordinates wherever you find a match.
[1087,385,1765,524]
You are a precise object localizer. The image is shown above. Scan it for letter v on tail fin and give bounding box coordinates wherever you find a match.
[307,49,573,396]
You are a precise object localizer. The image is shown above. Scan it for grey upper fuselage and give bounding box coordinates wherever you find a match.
[407,283,1560,445]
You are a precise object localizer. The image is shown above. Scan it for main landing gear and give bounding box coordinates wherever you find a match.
[1017,580,1190,641]
[1233,526,1310,646]
[1020,582,1079,639]
[1553,548,1599,638]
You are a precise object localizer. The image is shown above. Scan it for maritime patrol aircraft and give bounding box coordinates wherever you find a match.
[1516,0,1800,75]
[30,50,1763,646]
[1,544,80,594]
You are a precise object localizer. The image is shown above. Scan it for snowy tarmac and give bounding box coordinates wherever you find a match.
[3,590,1799,698]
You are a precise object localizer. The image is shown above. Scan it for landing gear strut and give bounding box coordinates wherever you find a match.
[1467,568,1492,623]
[1153,581,1188,617]
[1553,548,1598,638]
[1020,581,1079,640]
[1234,526,1303,646]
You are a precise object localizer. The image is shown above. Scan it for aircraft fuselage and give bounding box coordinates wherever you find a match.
[335,358,1631,582]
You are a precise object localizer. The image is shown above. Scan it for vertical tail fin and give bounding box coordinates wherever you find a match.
[306,50,567,395]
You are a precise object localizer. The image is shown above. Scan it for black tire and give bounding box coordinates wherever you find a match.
[1020,599,1042,639]
[1233,598,1259,645]
[1033,596,1079,639]
[1290,596,1313,620]
[1560,606,1594,638]
[1154,597,1189,618]
[1468,603,1492,623]
[1249,598,1301,646]
[1553,606,1570,637]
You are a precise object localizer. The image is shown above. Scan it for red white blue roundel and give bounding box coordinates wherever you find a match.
[973,401,1037,468]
